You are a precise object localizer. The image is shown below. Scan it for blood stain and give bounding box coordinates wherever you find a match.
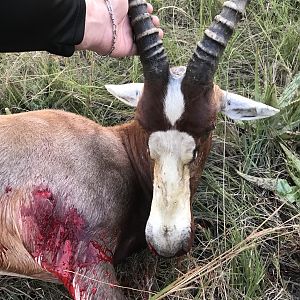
[21,186,113,299]
[148,242,158,256]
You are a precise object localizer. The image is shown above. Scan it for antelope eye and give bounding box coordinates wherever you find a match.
[193,149,197,160]
[191,147,199,162]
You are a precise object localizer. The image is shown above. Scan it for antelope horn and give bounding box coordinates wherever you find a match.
[128,0,169,79]
[184,0,251,84]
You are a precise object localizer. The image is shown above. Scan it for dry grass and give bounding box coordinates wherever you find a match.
[0,0,300,299]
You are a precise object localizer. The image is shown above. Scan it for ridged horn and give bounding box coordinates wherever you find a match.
[128,0,169,78]
[184,0,251,84]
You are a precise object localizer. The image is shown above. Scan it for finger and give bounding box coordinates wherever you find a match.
[109,42,137,58]
[147,3,153,14]
[151,15,160,27]
[158,28,164,39]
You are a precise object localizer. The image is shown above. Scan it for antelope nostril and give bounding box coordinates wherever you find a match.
[146,228,194,258]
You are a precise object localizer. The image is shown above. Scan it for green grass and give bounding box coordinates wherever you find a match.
[0,0,300,299]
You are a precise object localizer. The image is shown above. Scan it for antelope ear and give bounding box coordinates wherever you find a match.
[105,83,144,107]
[220,90,280,120]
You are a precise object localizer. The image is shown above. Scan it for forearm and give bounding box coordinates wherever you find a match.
[0,0,86,57]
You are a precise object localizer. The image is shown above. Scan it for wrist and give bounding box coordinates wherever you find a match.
[75,0,114,55]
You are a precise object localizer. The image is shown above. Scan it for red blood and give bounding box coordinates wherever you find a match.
[21,186,113,299]
[89,241,112,263]
[103,270,118,288]
[33,188,53,201]
[147,242,158,256]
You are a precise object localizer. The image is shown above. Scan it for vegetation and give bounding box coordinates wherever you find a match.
[0,0,299,299]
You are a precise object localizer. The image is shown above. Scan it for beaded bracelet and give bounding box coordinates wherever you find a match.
[104,0,117,56]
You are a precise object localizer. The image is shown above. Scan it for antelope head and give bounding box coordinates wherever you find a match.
[106,0,279,257]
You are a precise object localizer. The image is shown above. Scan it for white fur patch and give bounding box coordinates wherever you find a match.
[164,67,186,126]
[147,130,195,256]
[220,91,280,120]
[105,83,144,107]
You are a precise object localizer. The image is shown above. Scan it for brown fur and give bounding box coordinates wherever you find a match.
[0,81,221,299]
[184,85,222,194]
[0,110,147,299]
[135,76,170,132]
[178,81,220,137]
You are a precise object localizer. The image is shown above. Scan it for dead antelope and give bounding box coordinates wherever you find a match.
[0,0,279,299]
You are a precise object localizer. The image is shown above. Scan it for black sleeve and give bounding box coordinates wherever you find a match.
[0,0,86,57]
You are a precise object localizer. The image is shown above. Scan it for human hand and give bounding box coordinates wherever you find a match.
[76,0,163,57]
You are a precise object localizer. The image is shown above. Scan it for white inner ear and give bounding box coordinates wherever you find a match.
[220,91,280,120]
[105,83,144,107]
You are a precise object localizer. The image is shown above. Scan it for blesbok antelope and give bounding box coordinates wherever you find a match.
[0,0,279,299]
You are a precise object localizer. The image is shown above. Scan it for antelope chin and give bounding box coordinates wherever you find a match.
[145,222,193,257]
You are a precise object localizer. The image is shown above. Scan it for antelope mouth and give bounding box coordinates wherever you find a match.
[145,223,194,258]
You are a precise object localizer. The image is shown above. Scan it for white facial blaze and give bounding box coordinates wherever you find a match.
[147,130,195,257]
[164,66,186,126]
